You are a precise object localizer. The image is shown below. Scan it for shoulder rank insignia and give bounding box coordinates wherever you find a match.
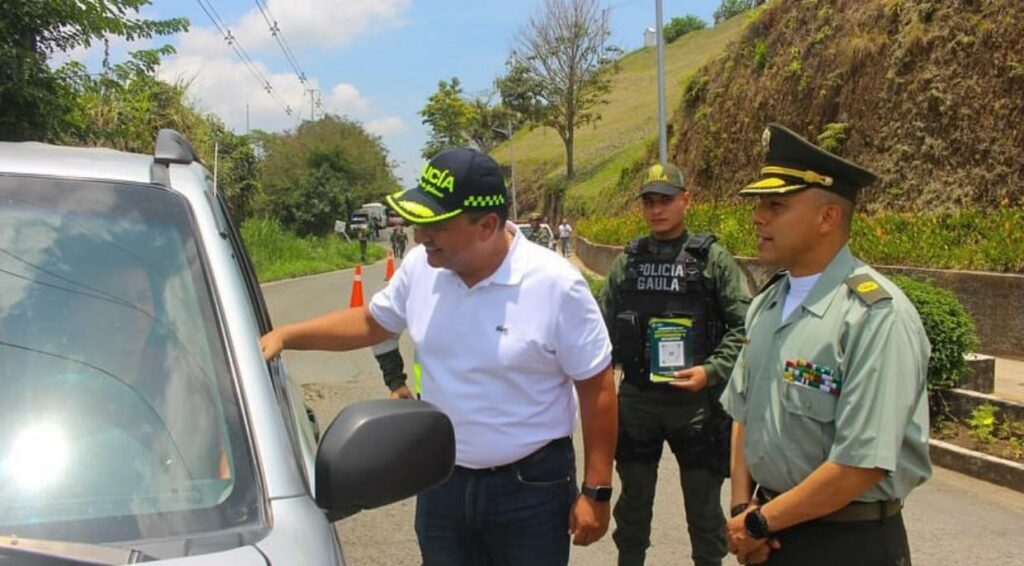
[845,273,891,305]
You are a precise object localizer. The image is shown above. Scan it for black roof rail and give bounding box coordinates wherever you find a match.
[154,129,198,165]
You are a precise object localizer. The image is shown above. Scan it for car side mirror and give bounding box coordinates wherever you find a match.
[315,399,454,522]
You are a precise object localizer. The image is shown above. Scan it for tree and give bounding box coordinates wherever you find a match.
[420,78,514,157]
[494,59,546,127]
[508,0,618,181]
[714,0,754,24]
[258,116,398,235]
[0,0,188,141]
[664,15,707,43]
[418,78,474,158]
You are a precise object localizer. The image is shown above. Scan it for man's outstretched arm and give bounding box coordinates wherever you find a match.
[260,305,393,360]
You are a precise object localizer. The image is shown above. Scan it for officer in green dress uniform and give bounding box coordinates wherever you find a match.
[721,124,932,565]
[601,163,751,566]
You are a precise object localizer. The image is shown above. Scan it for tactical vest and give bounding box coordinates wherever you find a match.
[613,232,724,389]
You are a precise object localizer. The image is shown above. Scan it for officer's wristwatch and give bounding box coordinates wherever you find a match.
[744,508,771,540]
[581,484,613,502]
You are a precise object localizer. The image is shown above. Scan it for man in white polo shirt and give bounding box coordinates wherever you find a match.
[260,147,617,565]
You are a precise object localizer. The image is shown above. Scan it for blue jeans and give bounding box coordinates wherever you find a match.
[415,437,578,566]
[560,237,570,256]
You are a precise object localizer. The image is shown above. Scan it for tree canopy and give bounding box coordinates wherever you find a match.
[0,0,188,141]
[664,15,707,43]
[257,116,399,236]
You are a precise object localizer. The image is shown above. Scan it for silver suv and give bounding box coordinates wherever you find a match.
[0,130,454,564]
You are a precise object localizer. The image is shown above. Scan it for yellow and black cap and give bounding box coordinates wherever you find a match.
[740,123,876,201]
[386,148,508,224]
[639,162,686,196]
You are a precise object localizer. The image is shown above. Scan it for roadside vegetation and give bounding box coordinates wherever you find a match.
[4,2,400,282]
[578,204,1024,274]
[241,219,386,283]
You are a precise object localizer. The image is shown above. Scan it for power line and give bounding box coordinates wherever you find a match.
[194,0,295,120]
[252,0,311,90]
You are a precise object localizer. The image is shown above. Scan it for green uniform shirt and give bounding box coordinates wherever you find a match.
[526,224,551,248]
[722,245,932,501]
[600,232,751,387]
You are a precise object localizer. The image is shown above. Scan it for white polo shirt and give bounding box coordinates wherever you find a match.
[369,223,612,468]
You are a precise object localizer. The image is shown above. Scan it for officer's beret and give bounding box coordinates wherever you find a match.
[740,123,876,202]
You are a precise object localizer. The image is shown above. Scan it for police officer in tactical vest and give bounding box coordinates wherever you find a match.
[600,163,751,566]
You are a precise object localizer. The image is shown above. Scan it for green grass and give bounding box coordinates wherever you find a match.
[578,204,1024,273]
[241,218,387,282]
[492,14,752,217]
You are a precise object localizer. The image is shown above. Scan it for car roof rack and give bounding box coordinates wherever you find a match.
[151,129,199,187]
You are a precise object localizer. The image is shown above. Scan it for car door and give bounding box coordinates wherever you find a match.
[211,194,319,489]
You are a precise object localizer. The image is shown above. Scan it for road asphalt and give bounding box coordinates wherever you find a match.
[262,256,1024,566]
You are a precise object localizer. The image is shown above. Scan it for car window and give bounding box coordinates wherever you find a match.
[212,193,314,490]
[0,175,262,550]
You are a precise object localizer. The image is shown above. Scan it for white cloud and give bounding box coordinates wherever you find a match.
[326,83,371,116]
[158,0,411,135]
[201,0,410,55]
[365,116,407,136]
[159,51,307,132]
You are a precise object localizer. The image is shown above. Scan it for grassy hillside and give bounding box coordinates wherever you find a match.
[490,12,753,219]
[671,0,1024,210]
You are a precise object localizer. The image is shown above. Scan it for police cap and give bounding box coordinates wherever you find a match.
[639,163,686,196]
[740,123,876,202]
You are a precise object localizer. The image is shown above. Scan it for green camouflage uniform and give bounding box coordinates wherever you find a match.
[526,223,551,248]
[600,232,751,566]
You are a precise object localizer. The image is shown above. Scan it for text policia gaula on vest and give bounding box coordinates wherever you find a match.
[636,261,687,291]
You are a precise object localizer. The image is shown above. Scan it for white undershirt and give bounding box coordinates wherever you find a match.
[782,273,822,321]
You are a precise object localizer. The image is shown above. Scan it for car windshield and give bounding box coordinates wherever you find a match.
[516,224,534,238]
[0,175,262,552]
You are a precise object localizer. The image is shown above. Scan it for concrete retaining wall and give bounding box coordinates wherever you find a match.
[575,236,1024,358]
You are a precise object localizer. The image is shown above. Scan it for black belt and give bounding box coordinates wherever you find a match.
[454,437,572,475]
[757,487,903,523]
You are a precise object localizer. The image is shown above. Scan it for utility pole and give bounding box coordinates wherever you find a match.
[655,0,667,163]
[305,88,321,121]
[213,140,220,195]
[492,119,518,220]
[246,102,250,134]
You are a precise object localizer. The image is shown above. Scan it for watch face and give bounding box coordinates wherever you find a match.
[744,509,769,539]
[583,486,613,502]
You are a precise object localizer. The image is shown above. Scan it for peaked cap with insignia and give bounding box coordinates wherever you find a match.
[386,147,508,224]
[740,123,877,202]
[639,162,686,196]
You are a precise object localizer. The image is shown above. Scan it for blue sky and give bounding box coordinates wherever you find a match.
[70,0,721,184]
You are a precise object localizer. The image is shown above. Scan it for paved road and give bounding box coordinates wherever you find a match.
[263,261,1024,566]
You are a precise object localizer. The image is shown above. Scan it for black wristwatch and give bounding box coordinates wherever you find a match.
[581,485,613,502]
[744,507,771,540]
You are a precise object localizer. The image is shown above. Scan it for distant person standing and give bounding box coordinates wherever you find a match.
[358,226,368,263]
[558,219,573,257]
[390,224,408,258]
[526,212,552,248]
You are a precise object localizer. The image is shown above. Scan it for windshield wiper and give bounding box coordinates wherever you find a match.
[0,535,151,565]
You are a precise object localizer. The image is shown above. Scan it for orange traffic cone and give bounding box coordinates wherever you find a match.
[384,249,396,281]
[349,264,364,307]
